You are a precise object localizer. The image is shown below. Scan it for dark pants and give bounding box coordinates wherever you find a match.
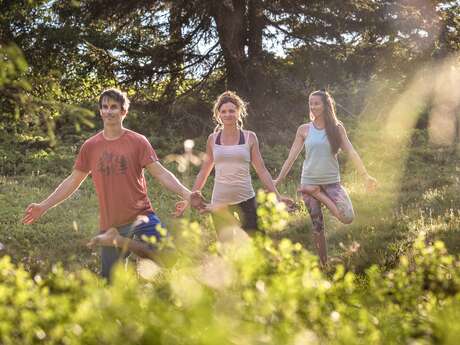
[100,212,164,279]
[212,197,259,235]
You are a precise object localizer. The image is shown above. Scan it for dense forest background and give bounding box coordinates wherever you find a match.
[1,0,459,174]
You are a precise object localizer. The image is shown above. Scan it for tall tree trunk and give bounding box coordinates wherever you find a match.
[211,0,266,130]
[247,0,263,62]
[165,1,185,100]
[211,0,248,93]
[246,0,266,130]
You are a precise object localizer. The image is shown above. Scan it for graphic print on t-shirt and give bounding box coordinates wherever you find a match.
[97,150,128,176]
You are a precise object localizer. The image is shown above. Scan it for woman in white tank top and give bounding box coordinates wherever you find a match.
[274,90,377,266]
[177,91,289,234]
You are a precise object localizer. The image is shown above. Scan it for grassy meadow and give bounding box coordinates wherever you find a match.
[1,121,459,276]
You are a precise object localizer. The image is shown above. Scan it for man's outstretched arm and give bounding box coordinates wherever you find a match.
[145,161,192,201]
[22,169,89,224]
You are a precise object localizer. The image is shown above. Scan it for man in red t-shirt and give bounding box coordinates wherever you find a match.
[22,88,204,279]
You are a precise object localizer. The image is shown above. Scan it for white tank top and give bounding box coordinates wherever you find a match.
[211,130,255,205]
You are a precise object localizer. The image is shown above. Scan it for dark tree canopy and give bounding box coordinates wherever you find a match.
[1,0,459,147]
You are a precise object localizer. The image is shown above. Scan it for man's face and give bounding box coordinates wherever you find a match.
[99,96,126,127]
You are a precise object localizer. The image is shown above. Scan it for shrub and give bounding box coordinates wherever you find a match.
[1,195,460,344]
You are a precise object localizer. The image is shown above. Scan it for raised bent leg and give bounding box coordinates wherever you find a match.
[299,185,343,221]
[322,183,354,224]
[91,213,175,281]
[302,193,327,266]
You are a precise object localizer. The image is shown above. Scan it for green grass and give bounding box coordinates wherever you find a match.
[0,174,99,274]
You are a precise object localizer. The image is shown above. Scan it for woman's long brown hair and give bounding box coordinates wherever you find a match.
[309,90,343,155]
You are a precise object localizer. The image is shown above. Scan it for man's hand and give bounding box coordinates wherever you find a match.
[22,203,47,225]
[173,200,189,218]
[174,192,208,217]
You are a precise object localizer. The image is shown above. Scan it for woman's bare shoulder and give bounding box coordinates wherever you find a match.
[297,123,309,138]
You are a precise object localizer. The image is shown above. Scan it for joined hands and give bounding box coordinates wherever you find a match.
[173,190,209,217]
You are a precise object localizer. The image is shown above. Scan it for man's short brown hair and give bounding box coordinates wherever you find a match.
[98,88,130,111]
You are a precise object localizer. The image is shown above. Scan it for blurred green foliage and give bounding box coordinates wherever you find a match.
[1,216,460,344]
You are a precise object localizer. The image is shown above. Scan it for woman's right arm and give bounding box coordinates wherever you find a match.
[192,134,215,192]
[275,124,307,186]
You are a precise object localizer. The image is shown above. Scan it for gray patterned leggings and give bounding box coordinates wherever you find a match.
[301,182,354,233]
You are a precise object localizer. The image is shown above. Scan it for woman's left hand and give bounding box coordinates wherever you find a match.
[199,203,225,214]
[364,175,378,192]
[278,195,297,212]
[190,191,207,211]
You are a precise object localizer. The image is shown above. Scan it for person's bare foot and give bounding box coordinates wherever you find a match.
[87,227,120,248]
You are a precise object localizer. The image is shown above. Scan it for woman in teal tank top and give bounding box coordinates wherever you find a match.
[275,90,377,266]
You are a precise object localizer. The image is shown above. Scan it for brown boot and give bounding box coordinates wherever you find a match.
[312,232,328,267]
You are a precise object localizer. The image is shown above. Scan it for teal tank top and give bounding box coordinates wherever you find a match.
[301,123,340,185]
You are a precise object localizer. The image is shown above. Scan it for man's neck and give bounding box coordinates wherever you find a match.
[103,125,125,140]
